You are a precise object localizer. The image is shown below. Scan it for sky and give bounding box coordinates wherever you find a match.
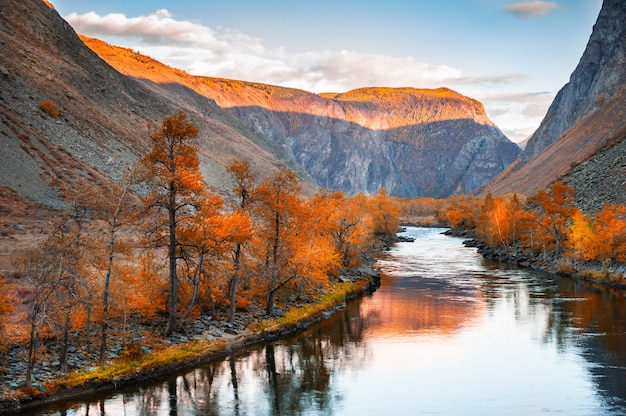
[50,0,603,143]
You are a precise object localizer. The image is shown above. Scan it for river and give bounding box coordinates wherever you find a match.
[35,227,626,415]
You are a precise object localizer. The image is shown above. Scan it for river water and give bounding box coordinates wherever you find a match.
[36,227,626,415]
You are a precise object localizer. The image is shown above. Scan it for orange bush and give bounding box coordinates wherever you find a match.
[39,100,59,118]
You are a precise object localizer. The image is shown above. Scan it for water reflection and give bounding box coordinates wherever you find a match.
[36,227,626,415]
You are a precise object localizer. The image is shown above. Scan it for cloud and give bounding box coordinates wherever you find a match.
[475,91,554,142]
[65,9,547,142]
[502,1,559,18]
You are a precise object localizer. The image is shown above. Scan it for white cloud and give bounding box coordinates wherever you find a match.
[65,9,547,142]
[474,91,554,142]
[502,1,559,18]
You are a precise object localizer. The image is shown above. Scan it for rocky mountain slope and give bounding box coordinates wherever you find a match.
[201,83,521,197]
[486,0,626,199]
[0,0,303,208]
[1,0,519,209]
[83,36,520,198]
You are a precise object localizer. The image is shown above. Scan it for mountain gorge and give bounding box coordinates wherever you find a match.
[83,36,521,198]
[3,0,621,212]
[0,0,521,211]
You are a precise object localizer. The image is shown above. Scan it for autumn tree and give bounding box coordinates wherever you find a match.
[593,203,626,263]
[141,111,204,336]
[178,193,225,321]
[255,168,301,315]
[527,181,577,257]
[14,227,80,386]
[74,171,138,365]
[566,209,596,262]
[288,198,341,293]
[446,194,481,232]
[313,191,370,268]
[224,159,256,322]
[53,194,92,374]
[476,193,527,248]
[370,188,401,238]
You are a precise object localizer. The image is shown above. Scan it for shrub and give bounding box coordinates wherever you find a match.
[39,100,59,118]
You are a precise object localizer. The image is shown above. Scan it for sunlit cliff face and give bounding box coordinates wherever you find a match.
[81,35,496,131]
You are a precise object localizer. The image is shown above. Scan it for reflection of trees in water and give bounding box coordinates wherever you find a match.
[242,298,370,415]
[79,298,372,415]
[478,260,626,409]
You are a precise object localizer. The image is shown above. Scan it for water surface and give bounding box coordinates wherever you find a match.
[37,227,626,415]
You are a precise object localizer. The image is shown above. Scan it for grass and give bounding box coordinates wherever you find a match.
[48,338,228,392]
[258,280,370,332]
[581,269,625,283]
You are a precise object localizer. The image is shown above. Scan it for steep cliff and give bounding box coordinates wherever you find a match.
[486,0,626,197]
[165,78,517,198]
[523,0,626,162]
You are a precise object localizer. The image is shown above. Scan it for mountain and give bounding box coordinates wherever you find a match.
[1,0,519,210]
[485,0,626,200]
[0,0,303,208]
[82,35,520,198]
[197,83,521,198]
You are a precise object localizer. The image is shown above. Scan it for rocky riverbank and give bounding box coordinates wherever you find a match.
[463,237,626,290]
[0,267,380,415]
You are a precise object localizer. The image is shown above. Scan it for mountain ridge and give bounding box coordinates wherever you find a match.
[2,0,520,207]
[73,34,522,198]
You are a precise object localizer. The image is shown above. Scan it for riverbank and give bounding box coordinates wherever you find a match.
[461,236,626,290]
[0,268,380,415]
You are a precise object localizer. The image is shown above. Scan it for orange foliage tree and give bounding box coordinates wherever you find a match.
[526,181,577,257]
[311,191,371,268]
[178,193,225,321]
[566,209,597,262]
[476,193,529,248]
[593,203,626,263]
[140,111,204,336]
[446,194,481,231]
[224,159,256,322]
[74,172,138,364]
[370,188,401,237]
[254,168,302,315]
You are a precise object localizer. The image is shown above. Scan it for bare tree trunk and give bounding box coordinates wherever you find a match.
[25,305,40,389]
[99,225,116,365]
[165,182,178,337]
[59,312,70,374]
[228,244,241,323]
[183,251,203,321]
[265,212,280,316]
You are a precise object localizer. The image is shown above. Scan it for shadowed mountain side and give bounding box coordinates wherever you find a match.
[225,107,520,198]
[78,39,520,197]
[0,0,312,207]
[484,86,626,198]
[484,0,626,200]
